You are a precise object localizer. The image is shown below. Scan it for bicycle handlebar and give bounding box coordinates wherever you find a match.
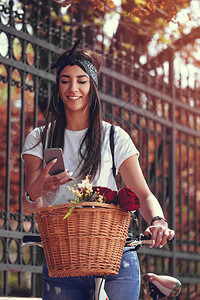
[22,232,174,250]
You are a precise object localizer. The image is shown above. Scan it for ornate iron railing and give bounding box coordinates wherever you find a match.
[0,0,200,298]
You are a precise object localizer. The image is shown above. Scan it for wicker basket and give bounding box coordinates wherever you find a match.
[35,202,131,278]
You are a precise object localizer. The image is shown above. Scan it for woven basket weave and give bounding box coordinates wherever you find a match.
[35,202,131,278]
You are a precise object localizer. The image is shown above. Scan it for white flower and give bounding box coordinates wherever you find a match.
[78,176,92,193]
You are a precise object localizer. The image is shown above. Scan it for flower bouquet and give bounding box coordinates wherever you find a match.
[35,176,140,278]
[64,175,140,219]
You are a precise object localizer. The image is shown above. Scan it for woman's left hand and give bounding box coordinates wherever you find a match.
[144,224,175,248]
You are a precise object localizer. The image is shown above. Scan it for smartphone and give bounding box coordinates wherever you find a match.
[44,148,65,175]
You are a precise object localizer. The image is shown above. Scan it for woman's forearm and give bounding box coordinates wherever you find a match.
[139,193,166,225]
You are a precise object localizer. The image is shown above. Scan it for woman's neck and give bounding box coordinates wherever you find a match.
[65,112,89,131]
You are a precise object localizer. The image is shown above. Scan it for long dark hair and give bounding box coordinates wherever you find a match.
[41,48,103,181]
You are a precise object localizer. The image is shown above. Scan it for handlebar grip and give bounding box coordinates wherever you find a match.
[23,235,42,243]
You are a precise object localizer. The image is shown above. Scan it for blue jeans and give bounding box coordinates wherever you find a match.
[42,248,140,300]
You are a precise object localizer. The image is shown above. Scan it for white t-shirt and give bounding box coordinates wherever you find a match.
[22,121,139,206]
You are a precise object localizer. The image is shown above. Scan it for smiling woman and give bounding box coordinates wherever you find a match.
[21,40,174,300]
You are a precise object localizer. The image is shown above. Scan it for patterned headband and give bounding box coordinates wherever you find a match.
[51,40,98,87]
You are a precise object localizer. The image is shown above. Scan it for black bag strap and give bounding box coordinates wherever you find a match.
[39,126,43,136]
[109,124,138,236]
[109,124,116,179]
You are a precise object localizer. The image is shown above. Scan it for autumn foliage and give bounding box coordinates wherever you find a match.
[55,0,190,22]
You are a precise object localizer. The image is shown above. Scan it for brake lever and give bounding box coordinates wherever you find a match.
[125,233,174,251]
[125,233,155,249]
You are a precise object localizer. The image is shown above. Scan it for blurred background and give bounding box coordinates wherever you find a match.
[0,0,200,298]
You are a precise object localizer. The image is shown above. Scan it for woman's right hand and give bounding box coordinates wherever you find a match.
[29,159,73,200]
[23,154,73,205]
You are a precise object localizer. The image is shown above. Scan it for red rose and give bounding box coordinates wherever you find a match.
[93,186,117,203]
[105,190,117,203]
[117,188,140,212]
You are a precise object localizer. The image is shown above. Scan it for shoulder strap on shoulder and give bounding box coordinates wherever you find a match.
[39,126,43,137]
[109,124,116,179]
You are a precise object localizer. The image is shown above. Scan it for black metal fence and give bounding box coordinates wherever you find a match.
[0,0,200,298]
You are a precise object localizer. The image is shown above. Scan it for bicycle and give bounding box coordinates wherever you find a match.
[22,233,181,300]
